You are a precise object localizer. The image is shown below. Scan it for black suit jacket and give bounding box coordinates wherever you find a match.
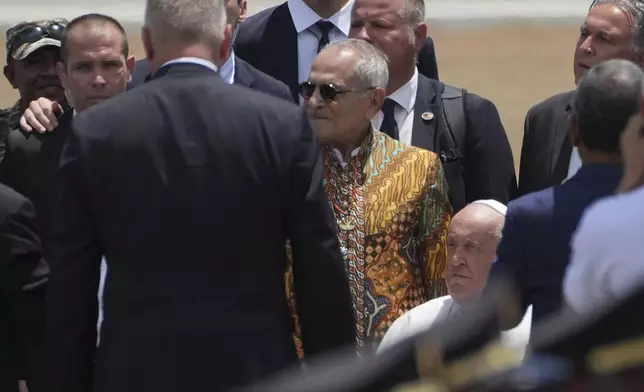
[518,90,574,196]
[0,111,73,253]
[128,56,294,102]
[234,2,439,101]
[46,62,355,392]
[0,183,48,392]
[411,75,517,210]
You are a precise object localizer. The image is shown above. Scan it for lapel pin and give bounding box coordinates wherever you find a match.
[421,111,434,121]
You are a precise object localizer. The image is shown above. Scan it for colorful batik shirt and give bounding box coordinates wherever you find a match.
[287,130,452,352]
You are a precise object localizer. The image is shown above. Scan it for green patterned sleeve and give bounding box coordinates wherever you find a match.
[418,157,452,299]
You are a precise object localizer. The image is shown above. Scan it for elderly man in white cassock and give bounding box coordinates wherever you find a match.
[377,200,532,358]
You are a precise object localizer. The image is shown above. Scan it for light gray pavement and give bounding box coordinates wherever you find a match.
[0,0,589,31]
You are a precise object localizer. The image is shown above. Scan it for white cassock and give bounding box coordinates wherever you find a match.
[377,295,533,358]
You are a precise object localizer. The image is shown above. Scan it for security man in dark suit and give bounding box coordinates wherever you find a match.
[349,0,516,212]
[1,14,135,255]
[129,0,294,101]
[493,59,638,331]
[234,0,439,102]
[0,183,48,392]
[45,1,355,391]
[518,0,644,195]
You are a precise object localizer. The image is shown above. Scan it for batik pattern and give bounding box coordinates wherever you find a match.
[287,131,452,353]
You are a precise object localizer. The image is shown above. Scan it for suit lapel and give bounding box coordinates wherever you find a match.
[265,3,299,100]
[550,91,574,183]
[411,75,441,152]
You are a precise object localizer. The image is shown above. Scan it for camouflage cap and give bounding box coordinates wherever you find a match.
[5,18,68,62]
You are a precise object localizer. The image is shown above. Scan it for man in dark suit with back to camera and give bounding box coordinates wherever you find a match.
[234,0,439,102]
[129,0,294,101]
[45,0,355,391]
[493,59,636,331]
[518,0,644,195]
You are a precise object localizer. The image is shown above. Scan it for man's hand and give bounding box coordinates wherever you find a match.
[19,98,64,133]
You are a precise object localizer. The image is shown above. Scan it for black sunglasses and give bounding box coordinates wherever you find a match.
[10,23,65,54]
[299,81,357,102]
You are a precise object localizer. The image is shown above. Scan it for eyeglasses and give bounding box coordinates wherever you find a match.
[9,23,65,54]
[298,81,358,102]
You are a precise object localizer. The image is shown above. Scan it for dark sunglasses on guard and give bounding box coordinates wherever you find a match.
[9,23,65,54]
[299,81,354,102]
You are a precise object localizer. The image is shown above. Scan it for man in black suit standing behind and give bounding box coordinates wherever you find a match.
[518,0,644,195]
[45,0,355,391]
[235,0,439,102]
[128,0,294,101]
[351,0,516,212]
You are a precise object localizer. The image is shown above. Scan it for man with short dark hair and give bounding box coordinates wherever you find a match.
[493,59,638,331]
[1,14,134,254]
[0,19,67,165]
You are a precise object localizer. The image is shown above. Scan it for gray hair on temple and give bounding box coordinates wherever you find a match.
[144,0,227,48]
[323,39,390,90]
[400,0,425,25]
[590,0,644,53]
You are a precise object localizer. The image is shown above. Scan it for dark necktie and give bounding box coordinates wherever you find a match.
[313,21,334,53]
[380,98,399,140]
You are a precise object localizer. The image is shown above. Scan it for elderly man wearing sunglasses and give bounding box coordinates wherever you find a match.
[290,39,452,351]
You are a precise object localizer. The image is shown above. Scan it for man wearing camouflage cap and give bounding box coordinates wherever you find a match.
[0,19,68,165]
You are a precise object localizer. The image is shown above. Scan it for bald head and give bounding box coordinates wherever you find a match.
[445,201,507,305]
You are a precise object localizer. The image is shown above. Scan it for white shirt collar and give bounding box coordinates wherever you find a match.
[160,57,219,73]
[219,51,236,85]
[287,0,354,36]
[387,67,418,114]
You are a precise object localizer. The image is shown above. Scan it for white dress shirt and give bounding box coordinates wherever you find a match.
[161,57,219,73]
[378,295,533,358]
[219,51,236,85]
[564,185,644,313]
[564,147,582,182]
[288,0,353,99]
[370,68,418,146]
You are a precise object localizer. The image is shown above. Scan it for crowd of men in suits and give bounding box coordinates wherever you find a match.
[0,0,644,391]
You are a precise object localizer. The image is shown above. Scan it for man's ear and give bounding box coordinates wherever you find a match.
[414,23,428,54]
[238,0,248,23]
[367,87,386,120]
[141,26,154,62]
[56,62,67,89]
[3,63,18,89]
[219,24,233,61]
[126,54,136,82]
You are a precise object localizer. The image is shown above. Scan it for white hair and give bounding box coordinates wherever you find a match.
[322,39,389,90]
[144,0,227,48]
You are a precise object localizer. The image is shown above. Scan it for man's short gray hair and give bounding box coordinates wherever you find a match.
[323,39,389,90]
[590,0,644,53]
[399,0,425,25]
[144,0,227,48]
